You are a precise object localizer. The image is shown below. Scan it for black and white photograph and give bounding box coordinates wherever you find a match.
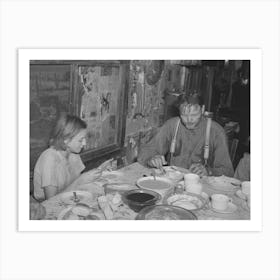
[28,59,251,221]
[1,1,279,280]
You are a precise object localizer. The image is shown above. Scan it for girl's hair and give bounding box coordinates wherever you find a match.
[49,114,87,150]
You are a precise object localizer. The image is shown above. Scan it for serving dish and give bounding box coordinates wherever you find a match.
[162,188,208,211]
[136,176,174,191]
[122,189,161,212]
[136,205,197,220]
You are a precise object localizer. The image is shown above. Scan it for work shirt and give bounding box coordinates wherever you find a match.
[138,117,234,177]
[33,147,85,201]
[234,153,250,181]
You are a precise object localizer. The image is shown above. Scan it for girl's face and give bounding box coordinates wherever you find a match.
[65,129,87,154]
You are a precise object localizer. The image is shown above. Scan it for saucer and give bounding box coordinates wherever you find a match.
[235,190,248,200]
[210,202,238,214]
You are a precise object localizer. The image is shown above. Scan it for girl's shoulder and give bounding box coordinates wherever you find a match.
[36,147,60,164]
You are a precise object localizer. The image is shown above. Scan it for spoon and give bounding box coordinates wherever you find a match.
[151,169,156,181]
[73,192,80,203]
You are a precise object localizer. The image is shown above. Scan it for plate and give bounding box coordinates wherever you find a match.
[136,176,174,191]
[163,191,208,211]
[104,183,137,193]
[101,171,125,182]
[203,176,241,192]
[60,191,93,205]
[57,206,74,220]
[210,202,238,214]
[57,206,105,220]
[136,205,197,220]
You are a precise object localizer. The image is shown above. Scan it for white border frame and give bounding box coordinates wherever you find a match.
[18,49,262,232]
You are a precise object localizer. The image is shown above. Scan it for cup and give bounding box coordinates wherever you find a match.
[241,181,250,196]
[184,173,202,195]
[211,194,232,211]
[184,173,200,185]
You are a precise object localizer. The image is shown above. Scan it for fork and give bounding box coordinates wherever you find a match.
[159,166,166,175]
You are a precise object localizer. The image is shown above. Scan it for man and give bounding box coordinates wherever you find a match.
[138,94,234,177]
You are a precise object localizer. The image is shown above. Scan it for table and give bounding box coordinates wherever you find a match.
[42,162,250,220]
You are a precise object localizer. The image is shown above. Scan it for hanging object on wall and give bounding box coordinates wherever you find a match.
[145,60,164,85]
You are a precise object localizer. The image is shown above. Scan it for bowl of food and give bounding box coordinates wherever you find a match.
[136,176,174,191]
[122,189,161,212]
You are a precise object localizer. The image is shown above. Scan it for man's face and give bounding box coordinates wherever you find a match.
[180,103,202,129]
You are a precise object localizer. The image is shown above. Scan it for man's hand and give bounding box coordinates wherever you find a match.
[147,155,167,169]
[189,163,208,177]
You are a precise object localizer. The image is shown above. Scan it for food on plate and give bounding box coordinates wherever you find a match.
[122,189,161,212]
[167,194,204,210]
[165,171,183,181]
[97,193,136,220]
[126,192,155,203]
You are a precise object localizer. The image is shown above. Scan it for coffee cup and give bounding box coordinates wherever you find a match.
[211,194,232,211]
[184,173,202,195]
[241,181,250,196]
[184,173,200,185]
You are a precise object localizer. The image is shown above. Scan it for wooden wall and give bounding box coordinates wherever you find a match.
[29,60,209,170]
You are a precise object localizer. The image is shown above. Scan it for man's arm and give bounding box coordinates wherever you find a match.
[208,125,234,177]
[137,119,174,166]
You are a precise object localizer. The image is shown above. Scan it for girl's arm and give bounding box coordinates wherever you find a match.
[43,185,59,200]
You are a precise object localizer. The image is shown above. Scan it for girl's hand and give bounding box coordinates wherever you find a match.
[80,169,102,184]
[97,158,114,172]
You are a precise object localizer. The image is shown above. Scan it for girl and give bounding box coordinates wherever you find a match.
[33,114,102,201]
